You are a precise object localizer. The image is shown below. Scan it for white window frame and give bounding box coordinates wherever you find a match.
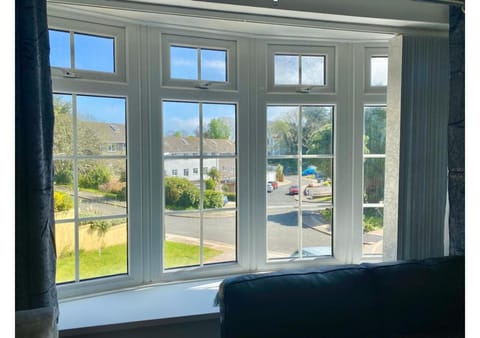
[161,34,238,91]
[48,16,126,83]
[49,9,392,298]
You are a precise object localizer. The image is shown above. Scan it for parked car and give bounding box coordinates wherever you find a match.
[267,182,274,193]
[289,185,299,195]
[268,181,278,190]
[290,246,332,257]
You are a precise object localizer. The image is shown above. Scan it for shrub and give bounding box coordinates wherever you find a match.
[203,190,224,209]
[116,186,127,201]
[54,169,73,185]
[319,209,332,222]
[54,191,73,212]
[165,177,200,209]
[205,178,216,190]
[79,164,111,189]
[363,215,383,233]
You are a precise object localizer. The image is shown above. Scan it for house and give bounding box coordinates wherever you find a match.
[15,0,466,337]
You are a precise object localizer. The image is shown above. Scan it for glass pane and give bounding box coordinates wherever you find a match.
[203,103,236,155]
[267,208,299,259]
[79,217,127,280]
[164,213,201,269]
[55,221,75,283]
[300,208,332,258]
[171,46,197,80]
[301,55,325,85]
[267,159,298,208]
[267,106,299,156]
[164,159,201,211]
[274,55,299,85]
[364,106,386,154]
[163,101,200,155]
[203,159,236,209]
[363,207,384,255]
[74,33,114,72]
[363,158,385,204]
[49,30,71,68]
[201,49,227,82]
[53,94,73,156]
[301,106,333,155]
[78,159,127,218]
[76,95,126,156]
[301,158,333,206]
[204,211,236,264]
[371,56,388,86]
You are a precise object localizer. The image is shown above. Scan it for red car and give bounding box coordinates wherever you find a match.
[289,185,299,195]
[268,181,278,190]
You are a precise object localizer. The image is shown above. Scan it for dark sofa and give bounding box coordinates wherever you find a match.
[215,255,464,338]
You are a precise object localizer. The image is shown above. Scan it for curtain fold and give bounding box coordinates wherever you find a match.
[15,0,58,316]
[392,35,450,260]
[448,6,465,256]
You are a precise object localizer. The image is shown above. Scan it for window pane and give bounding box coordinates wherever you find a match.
[163,101,200,155]
[300,208,332,258]
[301,55,325,85]
[164,213,201,269]
[267,208,299,259]
[204,211,236,264]
[301,106,333,155]
[78,159,127,218]
[201,49,227,82]
[363,158,385,204]
[371,56,388,86]
[56,221,75,283]
[171,46,197,80]
[53,94,73,156]
[363,207,384,255]
[74,33,114,72]
[78,217,127,280]
[267,106,299,156]
[301,158,333,206]
[49,30,71,68]
[274,55,299,85]
[77,96,126,156]
[364,106,386,154]
[203,103,236,155]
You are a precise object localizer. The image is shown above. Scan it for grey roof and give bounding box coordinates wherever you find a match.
[163,136,235,154]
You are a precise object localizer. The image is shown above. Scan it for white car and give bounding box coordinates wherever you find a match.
[267,182,274,193]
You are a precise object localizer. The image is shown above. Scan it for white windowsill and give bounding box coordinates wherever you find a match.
[58,278,222,334]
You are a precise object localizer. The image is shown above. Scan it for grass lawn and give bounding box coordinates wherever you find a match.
[56,241,223,283]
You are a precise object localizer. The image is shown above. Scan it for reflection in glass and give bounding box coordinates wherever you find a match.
[274,55,299,85]
[171,46,197,80]
[301,106,333,155]
[364,106,386,154]
[301,55,325,85]
[371,56,388,86]
[363,158,385,204]
[267,106,299,156]
[49,30,71,68]
[79,217,127,280]
[201,49,227,82]
[203,211,236,264]
[164,213,200,269]
[74,33,114,73]
[363,207,384,255]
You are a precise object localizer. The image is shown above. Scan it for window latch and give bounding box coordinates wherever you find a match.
[63,70,79,78]
[195,82,211,89]
[297,87,312,94]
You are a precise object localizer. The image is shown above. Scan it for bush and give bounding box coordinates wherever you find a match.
[319,209,332,222]
[79,164,111,189]
[54,191,73,212]
[363,215,383,233]
[203,190,224,209]
[54,169,73,185]
[116,186,127,201]
[205,178,216,190]
[165,177,200,209]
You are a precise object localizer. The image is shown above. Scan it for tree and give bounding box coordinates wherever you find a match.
[208,167,221,187]
[204,118,231,140]
[87,220,112,256]
[275,164,284,182]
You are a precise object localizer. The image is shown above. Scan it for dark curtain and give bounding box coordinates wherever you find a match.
[448,6,465,256]
[15,0,58,315]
